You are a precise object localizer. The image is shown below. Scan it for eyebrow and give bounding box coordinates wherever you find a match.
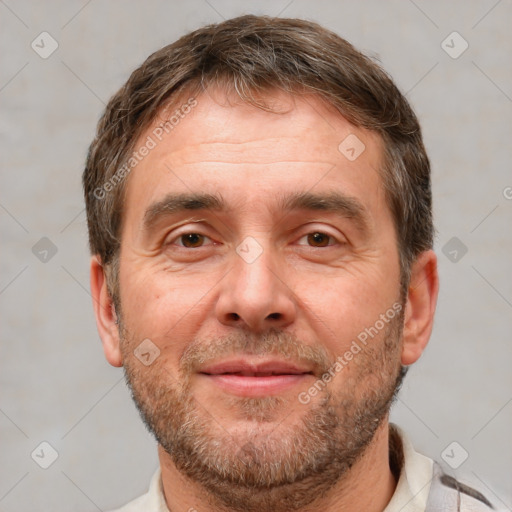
[277,191,370,233]
[142,193,225,231]
[142,191,371,235]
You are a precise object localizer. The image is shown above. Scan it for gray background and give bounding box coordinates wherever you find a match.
[1,1,511,510]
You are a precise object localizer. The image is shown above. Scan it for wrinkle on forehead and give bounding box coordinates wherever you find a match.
[138,87,383,168]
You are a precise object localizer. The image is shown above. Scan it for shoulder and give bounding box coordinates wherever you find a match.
[426,460,503,511]
[106,493,149,512]
[105,468,168,512]
[389,424,503,512]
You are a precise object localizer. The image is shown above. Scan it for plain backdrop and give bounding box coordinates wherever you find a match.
[1,1,511,510]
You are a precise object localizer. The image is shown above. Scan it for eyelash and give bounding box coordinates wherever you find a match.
[168,230,342,249]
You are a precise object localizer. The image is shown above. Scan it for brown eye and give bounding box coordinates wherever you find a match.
[307,232,332,247]
[178,233,206,248]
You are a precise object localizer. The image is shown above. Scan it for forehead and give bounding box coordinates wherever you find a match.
[122,88,387,229]
[145,88,381,163]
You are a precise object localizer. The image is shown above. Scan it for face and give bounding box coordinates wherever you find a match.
[114,89,405,509]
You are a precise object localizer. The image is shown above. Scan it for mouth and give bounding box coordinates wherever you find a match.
[198,359,315,397]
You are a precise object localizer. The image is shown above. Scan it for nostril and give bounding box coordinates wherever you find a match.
[267,313,281,320]
[229,313,240,321]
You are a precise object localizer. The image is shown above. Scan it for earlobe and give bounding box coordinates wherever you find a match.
[90,255,123,367]
[401,250,439,366]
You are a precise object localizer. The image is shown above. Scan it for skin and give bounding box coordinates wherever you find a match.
[90,88,439,512]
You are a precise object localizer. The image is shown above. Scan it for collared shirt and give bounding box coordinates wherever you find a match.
[384,424,433,512]
[107,423,497,512]
[107,468,168,512]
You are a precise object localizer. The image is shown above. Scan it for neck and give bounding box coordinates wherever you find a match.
[158,419,397,512]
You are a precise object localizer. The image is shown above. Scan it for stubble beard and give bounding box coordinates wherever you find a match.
[120,309,405,512]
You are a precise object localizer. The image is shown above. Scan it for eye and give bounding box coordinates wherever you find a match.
[297,231,339,248]
[171,232,213,248]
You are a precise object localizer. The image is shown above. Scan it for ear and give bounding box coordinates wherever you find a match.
[90,255,123,367]
[401,250,439,366]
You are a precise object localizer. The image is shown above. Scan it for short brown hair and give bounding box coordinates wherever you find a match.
[83,14,433,301]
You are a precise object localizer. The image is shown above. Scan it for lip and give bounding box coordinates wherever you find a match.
[198,359,314,397]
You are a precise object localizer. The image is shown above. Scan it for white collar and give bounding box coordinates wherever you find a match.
[383,423,434,512]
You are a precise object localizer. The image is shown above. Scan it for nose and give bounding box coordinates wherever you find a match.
[215,239,297,332]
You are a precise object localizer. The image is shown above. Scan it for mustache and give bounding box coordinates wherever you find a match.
[179,328,333,378]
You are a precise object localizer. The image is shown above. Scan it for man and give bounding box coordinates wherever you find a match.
[83,14,498,512]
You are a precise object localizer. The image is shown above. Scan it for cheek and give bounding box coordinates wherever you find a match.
[297,270,397,351]
[119,270,213,354]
